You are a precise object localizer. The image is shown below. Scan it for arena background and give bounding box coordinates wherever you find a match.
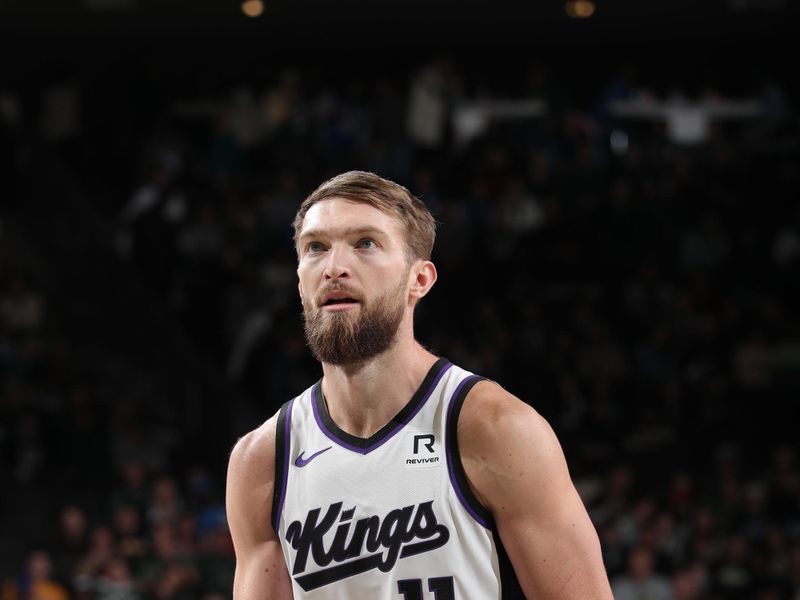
[1,0,798,598]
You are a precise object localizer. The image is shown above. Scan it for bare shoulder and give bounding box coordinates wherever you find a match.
[458,380,558,459]
[230,414,278,471]
[227,412,295,598]
[228,414,279,481]
[458,381,613,598]
[457,380,570,514]
[226,413,281,542]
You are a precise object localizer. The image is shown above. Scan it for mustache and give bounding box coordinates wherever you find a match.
[314,282,363,306]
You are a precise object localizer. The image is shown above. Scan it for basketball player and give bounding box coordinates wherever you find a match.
[226,171,613,598]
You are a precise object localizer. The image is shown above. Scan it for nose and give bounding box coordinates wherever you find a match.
[322,244,351,280]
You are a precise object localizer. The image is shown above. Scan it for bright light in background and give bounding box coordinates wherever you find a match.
[241,0,264,18]
[565,0,596,18]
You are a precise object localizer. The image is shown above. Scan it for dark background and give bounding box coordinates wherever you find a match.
[1,1,799,598]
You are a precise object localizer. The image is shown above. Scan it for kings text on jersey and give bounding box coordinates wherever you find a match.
[285,501,450,591]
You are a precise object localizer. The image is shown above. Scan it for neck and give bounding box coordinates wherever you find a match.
[320,327,438,439]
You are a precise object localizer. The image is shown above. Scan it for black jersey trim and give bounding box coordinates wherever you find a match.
[447,375,526,597]
[271,398,294,534]
[311,357,451,454]
[445,374,495,530]
[491,529,527,599]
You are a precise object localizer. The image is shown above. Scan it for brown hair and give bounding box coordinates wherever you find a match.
[293,171,436,261]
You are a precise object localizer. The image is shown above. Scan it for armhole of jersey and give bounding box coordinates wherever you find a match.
[491,529,526,600]
[271,399,293,534]
[445,375,495,530]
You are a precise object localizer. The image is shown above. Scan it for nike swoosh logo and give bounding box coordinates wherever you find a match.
[294,446,333,468]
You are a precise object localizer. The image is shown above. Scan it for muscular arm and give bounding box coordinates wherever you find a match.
[459,382,613,599]
[226,415,293,600]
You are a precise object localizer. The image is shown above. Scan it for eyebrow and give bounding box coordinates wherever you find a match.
[297,226,388,241]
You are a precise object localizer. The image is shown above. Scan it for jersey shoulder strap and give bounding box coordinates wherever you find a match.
[271,397,295,534]
[444,374,494,528]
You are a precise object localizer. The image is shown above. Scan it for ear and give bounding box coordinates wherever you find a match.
[409,260,437,302]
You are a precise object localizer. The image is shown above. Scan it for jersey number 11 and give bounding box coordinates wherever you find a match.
[397,577,455,600]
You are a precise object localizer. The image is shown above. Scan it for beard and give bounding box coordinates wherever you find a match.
[302,273,408,367]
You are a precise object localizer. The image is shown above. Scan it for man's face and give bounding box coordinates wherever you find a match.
[296,198,413,366]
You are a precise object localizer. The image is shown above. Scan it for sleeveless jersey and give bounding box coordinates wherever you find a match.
[271,358,524,599]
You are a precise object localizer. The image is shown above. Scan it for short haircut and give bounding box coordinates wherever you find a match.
[293,171,436,262]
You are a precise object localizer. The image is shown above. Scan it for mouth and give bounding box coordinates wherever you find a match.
[320,294,361,311]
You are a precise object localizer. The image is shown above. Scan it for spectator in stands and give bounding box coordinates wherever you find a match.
[711,534,754,599]
[73,527,117,598]
[51,505,89,589]
[136,524,197,600]
[196,526,234,599]
[112,504,147,569]
[111,460,150,516]
[146,477,182,527]
[612,545,673,600]
[94,557,141,600]
[670,564,706,600]
[3,550,69,600]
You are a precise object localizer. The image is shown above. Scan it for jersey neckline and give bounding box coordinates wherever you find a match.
[311,357,452,455]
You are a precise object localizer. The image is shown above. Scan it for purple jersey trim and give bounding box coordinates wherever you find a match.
[312,361,453,455]
[445,375,493,530]
[273,397,294,530]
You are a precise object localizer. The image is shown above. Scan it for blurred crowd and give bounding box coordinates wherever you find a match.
[1,56,799,599]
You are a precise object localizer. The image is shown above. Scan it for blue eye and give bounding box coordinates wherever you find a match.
[357,239,377,249]
[307,242,324,253]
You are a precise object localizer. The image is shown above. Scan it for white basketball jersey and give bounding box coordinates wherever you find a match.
[271,358,524,599]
